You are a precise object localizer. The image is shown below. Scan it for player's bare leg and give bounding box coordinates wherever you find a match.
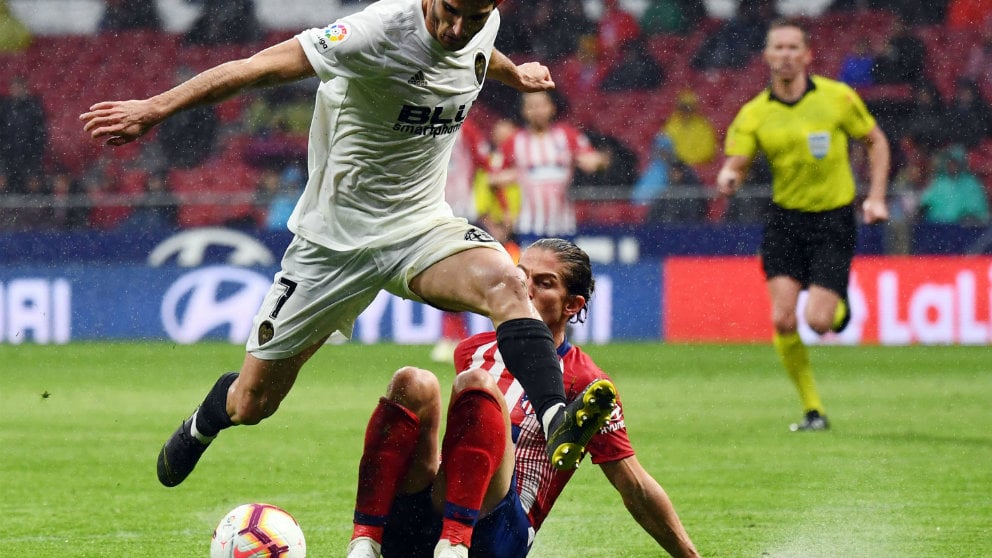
[156,339,324,487]
[411,247,615,469]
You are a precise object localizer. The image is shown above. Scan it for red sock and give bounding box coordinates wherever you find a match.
[441,311,469,340]
[352,398,420,543]
[439,389,506,547]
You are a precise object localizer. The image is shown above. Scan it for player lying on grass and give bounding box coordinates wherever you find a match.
[347,238,701,558]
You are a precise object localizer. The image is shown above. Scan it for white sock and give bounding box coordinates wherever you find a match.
[188,410,216,445]
[540,403,565,436]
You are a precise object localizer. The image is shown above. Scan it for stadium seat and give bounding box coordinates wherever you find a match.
[171,161,260,228]
[575,200,649,226]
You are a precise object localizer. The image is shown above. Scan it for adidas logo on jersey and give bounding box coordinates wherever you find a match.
[407,71,428,87]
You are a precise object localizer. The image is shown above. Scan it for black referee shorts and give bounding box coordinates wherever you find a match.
[760,203,856,296]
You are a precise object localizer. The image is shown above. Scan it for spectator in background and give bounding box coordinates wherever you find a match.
[886,139,929,253]
[919,145,990,225]
[871,16,926,85]
[878,0,949,25]
[944,78,992,149]
[528,0,595,64]
[152,67,220,170]
[0,171,16,230]
[553,34,604,100]
[119,172,180,231]
[254,164,304,231]
[491,0,533,59]
[963,16,992,90]
[10,173,52,231]
[903,82,947,156]
[663,90,717,169]
[0,76,47,191]
[838,38,875,87]
[646,161,706,223]
[573,129,639,195]
[99,0,161,32]
[691,0,773,70]
[0,0,31,52]
[597,0,641,64]
[599,35,665,91]
[640,0,706,36]
[491,90,608,240]
[947,0,992,30]
[183,0,263,46]
[632,133,676,204]
[50,166,90,230]
[244,81,317,137]
[478,117,521,229]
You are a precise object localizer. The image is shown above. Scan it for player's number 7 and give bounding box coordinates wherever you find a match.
[269,277,298,319]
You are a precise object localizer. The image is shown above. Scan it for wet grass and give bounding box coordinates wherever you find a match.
[1,342,989,557]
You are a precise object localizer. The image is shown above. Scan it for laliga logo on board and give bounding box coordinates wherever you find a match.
[161,266,270,344]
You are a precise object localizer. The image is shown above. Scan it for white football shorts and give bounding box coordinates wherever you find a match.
[246,217,508,360]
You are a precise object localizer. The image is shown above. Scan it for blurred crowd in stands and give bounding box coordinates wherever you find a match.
[0,0,990,253]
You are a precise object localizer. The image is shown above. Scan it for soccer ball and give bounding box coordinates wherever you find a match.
[210,503,307,558]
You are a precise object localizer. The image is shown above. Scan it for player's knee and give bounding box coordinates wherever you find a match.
[453,368,497,395]
[484,265,530,318]
[387,366,440,410]
[806,315,833,335]
[772,312,798,334]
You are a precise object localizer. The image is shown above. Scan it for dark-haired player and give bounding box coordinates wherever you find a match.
[81,0,612,488]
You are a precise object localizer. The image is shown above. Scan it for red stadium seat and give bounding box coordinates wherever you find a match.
[171,161,260,228]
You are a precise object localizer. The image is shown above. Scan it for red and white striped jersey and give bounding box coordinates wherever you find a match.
[445,118,490,222]
[454,331,634,532]
[497,124,595,236]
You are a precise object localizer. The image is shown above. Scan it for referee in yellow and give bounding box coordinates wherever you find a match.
[717,18,890,431]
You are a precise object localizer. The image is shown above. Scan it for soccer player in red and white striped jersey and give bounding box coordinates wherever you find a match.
[348,238,700,558]
[491,92,608,238]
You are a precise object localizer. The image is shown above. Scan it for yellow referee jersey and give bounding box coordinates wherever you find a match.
[724,75,877,212]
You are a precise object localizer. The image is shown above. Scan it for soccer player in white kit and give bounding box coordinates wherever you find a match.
[80,0,617,489]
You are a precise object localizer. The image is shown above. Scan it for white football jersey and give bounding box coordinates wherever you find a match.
[292,0,500,250]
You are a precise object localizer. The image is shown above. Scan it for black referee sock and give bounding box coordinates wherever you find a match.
[495,318,566,429]
[193,372,238,438]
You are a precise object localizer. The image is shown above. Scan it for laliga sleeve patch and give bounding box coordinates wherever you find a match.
[316,22,351,52]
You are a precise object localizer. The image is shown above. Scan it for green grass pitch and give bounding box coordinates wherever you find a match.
[1,341,990,557]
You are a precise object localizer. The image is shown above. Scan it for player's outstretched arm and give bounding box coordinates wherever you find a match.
[600,456,702,558]
[80,39,315,146]
[487,49,554,93]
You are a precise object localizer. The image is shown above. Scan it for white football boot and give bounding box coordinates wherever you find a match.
[433,539,469,558]
[346,536,382,558]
